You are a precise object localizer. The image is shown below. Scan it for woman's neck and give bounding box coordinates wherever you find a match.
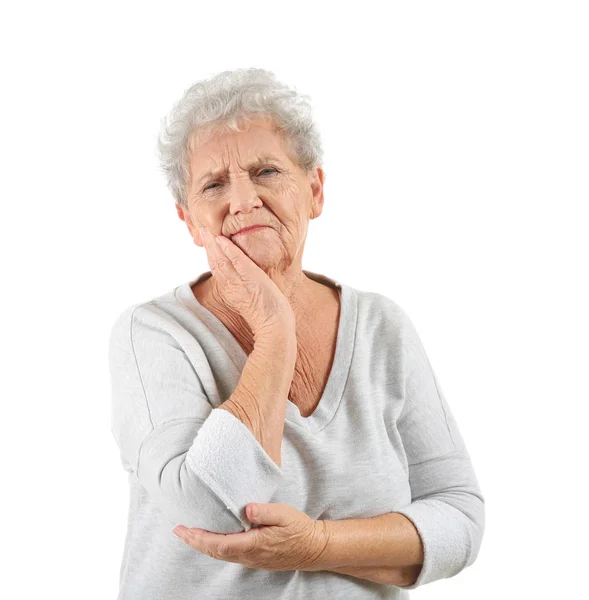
[192,270,333,349]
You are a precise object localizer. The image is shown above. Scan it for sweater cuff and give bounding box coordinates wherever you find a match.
[185,408,284,530]
[394,498,471,589]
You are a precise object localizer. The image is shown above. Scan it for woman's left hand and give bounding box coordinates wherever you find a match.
[172,502,329,572]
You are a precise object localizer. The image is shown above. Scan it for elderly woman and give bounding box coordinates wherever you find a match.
[108,68,485,599]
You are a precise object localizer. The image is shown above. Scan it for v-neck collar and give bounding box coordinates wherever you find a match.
[174,269,357,433]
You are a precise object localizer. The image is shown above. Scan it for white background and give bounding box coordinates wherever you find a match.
[2,1,587,598]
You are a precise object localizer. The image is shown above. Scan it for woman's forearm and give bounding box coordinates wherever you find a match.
[318,512,424,570]
[217,325,297,468]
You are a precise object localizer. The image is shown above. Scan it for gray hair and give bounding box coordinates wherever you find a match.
[157,68,324,208]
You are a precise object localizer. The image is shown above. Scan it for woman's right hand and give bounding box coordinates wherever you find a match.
[199,226,296,340]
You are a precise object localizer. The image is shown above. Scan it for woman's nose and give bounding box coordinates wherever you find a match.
[227,178,263,214]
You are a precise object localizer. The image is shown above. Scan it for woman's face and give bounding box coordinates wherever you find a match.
[176,114,324,274]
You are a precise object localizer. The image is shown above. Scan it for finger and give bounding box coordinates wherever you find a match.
[200,227,234,286]
[208,235,237,287]
[199,226,250,282]
[199,226,224,266]
[184,528,255,559]
[248,503,295,527]
[214,235,262,282]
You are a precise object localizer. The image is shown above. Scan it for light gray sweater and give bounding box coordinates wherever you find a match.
[108,269,485,599]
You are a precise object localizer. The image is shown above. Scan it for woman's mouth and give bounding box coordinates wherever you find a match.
[231,225,267,238]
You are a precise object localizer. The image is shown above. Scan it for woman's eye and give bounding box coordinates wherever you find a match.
[203,168,278,192]
[258,167,278,176]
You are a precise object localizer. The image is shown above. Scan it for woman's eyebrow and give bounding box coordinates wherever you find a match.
[197,156,281,183]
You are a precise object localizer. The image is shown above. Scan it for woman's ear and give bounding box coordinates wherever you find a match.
[309,167,324,219]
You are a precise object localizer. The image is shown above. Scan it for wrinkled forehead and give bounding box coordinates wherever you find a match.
[188,114,296,171]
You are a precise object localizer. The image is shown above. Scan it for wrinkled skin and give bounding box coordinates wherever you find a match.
[175,112,326,336]
[173,502,329,572]
[199,224,296,338]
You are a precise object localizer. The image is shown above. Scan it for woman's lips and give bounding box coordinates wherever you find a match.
[231,225,267,237]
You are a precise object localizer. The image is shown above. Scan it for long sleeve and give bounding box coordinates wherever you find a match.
[393,309,485,589]
[108,303,284,533]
